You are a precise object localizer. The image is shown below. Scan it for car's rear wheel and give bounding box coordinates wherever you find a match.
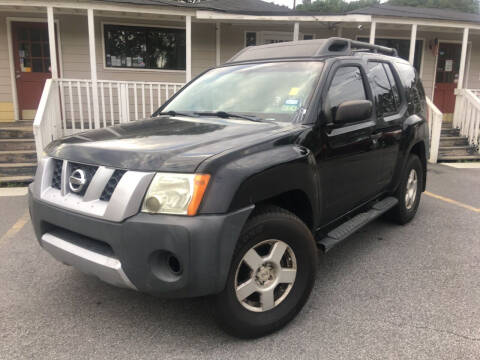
[389,154,423,224]
[214,206,317,338]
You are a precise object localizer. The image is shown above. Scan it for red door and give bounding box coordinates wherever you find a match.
[12,22,56,120]
[433,43,462,115]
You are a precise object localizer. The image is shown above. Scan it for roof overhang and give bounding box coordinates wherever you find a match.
[373,16,480,30]
[0,0,195,16]
[196,11,371,22]
[2,1,480,30]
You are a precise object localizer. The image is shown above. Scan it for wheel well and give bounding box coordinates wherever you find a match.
[256,190,314,229]
[410,141,427,191]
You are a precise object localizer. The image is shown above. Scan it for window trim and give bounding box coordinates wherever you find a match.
[355,35,425,79]
[101,21,186,73]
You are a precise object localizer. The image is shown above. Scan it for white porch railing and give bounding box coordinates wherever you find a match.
[426,97,443,163]
[33,79,63,157]
[34,79,184,159]
[453,89,480,151]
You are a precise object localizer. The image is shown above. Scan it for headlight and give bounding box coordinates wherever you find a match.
[142,173,210,216]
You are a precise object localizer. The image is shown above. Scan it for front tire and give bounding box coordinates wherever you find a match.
[214,206,317,338]
[389,154,423,224]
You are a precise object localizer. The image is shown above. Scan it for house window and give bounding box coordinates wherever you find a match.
[246,32,257,47]
[358,37,423,73]
[245,31,314,47]
[104,24,186,70]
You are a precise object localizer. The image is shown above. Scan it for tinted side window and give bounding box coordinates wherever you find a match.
[326,66,367,120]
[395,62,424,114]
[383,63,401,109]
[367,61,398,116]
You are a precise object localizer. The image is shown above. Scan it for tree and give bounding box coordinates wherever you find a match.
[296,0,380,13]
[296,0,479,13]
[386,0,479,13]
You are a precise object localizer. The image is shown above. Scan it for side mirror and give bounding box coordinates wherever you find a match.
[334,100,373,124]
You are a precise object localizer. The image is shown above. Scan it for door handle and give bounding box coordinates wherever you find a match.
[371,133,382,140]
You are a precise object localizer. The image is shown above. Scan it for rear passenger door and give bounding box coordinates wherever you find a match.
[318,62,384,222]
[367,61,404,189]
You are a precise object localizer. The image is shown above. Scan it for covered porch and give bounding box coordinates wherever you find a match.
[1,1,480,165]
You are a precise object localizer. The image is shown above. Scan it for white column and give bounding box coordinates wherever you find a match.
[87,8,100,128]
[215,22,221,66]
[408,23,417,65]
[186,15,192,82]
[369,21,376,45]
[46,6,58,79]
[293,22,300,41]
[458,27,469,90]
[337,26,343,38]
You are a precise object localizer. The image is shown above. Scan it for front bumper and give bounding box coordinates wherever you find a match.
[29,187,253,298]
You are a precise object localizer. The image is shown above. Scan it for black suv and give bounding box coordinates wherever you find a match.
[29,38,428,338]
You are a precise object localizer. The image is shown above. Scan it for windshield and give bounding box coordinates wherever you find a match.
[162,61,324,122]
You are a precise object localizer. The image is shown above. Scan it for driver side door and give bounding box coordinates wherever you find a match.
[317,61,384,223]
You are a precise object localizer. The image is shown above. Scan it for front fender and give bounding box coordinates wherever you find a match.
[198,145,320,227]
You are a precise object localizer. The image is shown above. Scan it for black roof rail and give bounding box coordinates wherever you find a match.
[226,37,398,64]
[348,39,398,57]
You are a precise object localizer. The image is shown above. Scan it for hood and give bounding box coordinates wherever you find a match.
[46,116,293,172]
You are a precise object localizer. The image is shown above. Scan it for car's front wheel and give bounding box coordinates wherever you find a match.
[214,206,317,338]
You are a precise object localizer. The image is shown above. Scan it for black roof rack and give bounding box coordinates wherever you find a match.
[226,37,398,63]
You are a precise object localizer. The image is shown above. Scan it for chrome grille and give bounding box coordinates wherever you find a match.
[100,170,126,202]
[33,157,155,222]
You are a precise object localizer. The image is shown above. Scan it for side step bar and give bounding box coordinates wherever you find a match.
[317,197,398,253]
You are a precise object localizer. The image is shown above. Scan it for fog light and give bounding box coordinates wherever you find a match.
[167,255,182,274]
[144,196,162,213]
[150,250,183,282]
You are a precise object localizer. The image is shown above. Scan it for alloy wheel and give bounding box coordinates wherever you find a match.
[234,239,297,312]
[405,168,418,210]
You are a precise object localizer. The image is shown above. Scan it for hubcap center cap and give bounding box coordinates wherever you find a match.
[255,263,276,286]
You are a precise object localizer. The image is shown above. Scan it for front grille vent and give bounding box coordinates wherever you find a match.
[69,162,99,196]
[100,170,126,201]
[51,159,63,190]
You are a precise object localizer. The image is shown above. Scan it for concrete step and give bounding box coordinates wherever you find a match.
[0,163,37,177]
[0,127,34,139]
[0,120,33,128]
[0,150,37,163]
[441,122,453,130]
[438,154,480,162]
[439,146,475,156]
[0,175,34,185]
[440,128,460,136]
[0,139,36,151]
[439,136,469,147]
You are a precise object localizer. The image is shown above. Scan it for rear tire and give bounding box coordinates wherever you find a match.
[214,206,317,338]
[389,154,423,224]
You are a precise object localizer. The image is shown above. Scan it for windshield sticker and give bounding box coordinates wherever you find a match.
[285,99,299,105]
[281,99,300,112]
[289,87,300,96]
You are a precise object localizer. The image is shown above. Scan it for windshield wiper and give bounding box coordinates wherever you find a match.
[195,111,263,122]
[153,110,197,118]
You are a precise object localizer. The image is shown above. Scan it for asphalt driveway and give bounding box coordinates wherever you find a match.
[0,163,479,359]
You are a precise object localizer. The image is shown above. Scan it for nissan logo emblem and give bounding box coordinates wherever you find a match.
[69,169,87,193]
